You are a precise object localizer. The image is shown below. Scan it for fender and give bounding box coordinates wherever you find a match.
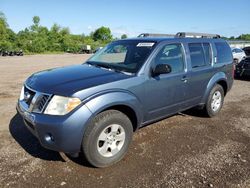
[84,90,144,130]
[200,72,228,104]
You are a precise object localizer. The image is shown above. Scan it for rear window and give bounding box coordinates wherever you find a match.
[188,43,206,68]
[215,42,232,63]
[203,43,212,64]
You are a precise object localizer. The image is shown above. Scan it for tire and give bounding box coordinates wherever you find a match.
[82,110,133,167]
[204,84,224,117]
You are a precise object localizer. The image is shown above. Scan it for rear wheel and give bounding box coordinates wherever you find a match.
[82,110,133,167]
[204,84,224,117]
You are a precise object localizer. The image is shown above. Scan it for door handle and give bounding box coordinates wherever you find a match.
[181,76,188,82]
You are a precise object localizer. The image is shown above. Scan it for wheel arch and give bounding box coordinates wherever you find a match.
[201,72,229,104]
[100,105,138,132]
[217,80,228,96]
[84,91,143,132]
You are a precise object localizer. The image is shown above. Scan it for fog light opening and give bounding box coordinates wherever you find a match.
[44,133,54,142]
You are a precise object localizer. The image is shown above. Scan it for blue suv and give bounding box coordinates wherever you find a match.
[17,32,234,167]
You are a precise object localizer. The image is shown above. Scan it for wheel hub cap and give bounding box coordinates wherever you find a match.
[211,91,222,112]
[97,124,125,157]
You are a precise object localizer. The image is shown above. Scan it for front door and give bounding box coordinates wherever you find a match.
[144,43,187,122]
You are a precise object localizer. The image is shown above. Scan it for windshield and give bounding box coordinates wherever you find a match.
[86,40,156,73]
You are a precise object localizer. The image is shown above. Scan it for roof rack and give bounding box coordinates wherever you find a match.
[176,32,220,39]
[138,32,221,39]
[138,33,175,38]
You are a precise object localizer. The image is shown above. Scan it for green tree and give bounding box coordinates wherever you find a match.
[33,16,40,25]
[47,24,62,51]
[121,34,127,39]
[0,11,8,35]
[16,28,32,52]
[92,26,112,42]
[30,16,40,32]
[237,34,250,40]
[0,12,16,51]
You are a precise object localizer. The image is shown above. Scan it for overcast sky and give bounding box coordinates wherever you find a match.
[1,0,250,37]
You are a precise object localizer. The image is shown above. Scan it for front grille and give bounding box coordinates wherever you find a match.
[21,85,51,113]
[37,95,50,112]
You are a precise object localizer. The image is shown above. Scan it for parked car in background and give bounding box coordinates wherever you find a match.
[243,47,250,57]
[235,57,250,78]
[15,50,24,56]
[79,45,92,54]
[0,49,23,56]
[17,32,234,167]
[231,47,246,64]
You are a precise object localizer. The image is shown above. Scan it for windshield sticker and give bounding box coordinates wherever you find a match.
[137,42,155,47]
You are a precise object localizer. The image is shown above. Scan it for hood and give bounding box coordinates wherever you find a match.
[25,64,131,96]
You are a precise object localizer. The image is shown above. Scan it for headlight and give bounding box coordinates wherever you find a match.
[44,95,81,115]
[19,86,24,100]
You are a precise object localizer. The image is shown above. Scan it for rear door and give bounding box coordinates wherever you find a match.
[183,42,214,108]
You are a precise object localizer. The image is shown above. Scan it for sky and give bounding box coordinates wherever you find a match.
[1,0,250,38]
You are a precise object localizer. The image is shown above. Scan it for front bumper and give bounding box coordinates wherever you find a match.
[16,101,93,153]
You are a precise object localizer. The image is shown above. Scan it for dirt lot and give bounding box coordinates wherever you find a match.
[0,54,250,188]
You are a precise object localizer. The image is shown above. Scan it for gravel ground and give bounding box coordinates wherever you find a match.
[0,54,250,188]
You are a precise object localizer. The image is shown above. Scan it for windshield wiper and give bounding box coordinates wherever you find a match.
[87,61,112,69]
[87,61,133,75]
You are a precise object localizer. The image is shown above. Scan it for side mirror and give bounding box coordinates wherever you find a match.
[152,64,171,76]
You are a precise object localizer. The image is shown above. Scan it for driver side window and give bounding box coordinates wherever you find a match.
[154,43,185,74]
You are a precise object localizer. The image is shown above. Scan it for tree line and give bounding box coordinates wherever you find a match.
[0,12,128,54]
[1,11,249,54]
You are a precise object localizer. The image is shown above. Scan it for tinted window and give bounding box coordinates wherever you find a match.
[203,43,212,64]
[215,42,232,63]
[154,44,184,74]
[189,43,206,68]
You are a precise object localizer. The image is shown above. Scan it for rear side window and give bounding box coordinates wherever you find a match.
[215,42,232,63]
[188,43,206,68]
[203,43,212,64]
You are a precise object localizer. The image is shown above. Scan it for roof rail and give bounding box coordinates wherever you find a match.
[138,32,221,39]
[175,32,220,38]
[138,33,175,38]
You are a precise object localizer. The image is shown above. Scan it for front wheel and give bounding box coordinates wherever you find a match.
[82,110,133,167]
[204,84,224,117]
